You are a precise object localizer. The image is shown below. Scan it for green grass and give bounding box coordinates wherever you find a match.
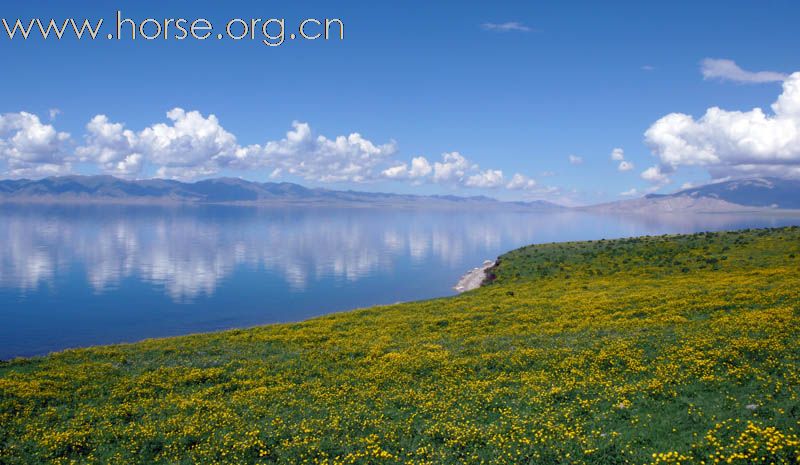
[1,227,799,464]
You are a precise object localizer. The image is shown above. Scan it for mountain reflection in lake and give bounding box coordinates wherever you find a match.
[1,203,798,359]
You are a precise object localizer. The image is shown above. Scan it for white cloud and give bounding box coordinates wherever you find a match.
[465,169,504,188]
[380,156,432,180]
[701,58,788,84]
[381,152,546,193]
[0,111,71,177]
[618,160,634,172]
[408,156,432,178]
[48,108,61,121]
[568,154,583,165]
[76,115,142,177]
[640,165,671,186]
[5,162,72,178]
[0,112,70,163]
[253,121,398,183]
[140,108,238,176]
[506,173,537,190]
[1,108,553,198]
[76,109,239,180]
[644,72,800,180]
[481,22,531,32]
[620,188,639,197]
[433,152,474,183]
[611,148,633,171]
[75,111,398,182]
[641,65,655,72]
[381,163,408,179]
[158,164,224,180]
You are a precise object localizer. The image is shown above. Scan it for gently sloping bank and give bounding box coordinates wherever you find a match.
[1,227,799,465]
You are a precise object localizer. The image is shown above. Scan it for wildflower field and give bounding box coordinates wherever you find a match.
[1,226,799,465]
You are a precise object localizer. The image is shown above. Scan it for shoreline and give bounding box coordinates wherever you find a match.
[3,227,795,463]
[453,259,495,293]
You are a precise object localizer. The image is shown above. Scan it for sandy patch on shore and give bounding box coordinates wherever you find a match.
[453,260,495,293]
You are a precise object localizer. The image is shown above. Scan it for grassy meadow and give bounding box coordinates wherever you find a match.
[1,226,799,464]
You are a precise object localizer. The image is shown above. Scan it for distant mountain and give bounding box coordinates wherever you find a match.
[647,177,800,209]
[586,177,800,213]
[0,175,564,210]
[3,175,795,212]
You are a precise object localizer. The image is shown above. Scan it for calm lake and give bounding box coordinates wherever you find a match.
[2,204,799,359]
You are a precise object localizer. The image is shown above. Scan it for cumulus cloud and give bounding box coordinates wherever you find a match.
[618,160,634,172]
[506,173,537,190]
[644,72,800,180]
[76,109,239,179]
[139,108,238,172]
[481,22,532,32]
[568,154,583,165]
[408,156,433,178]
[75,110,398,182]
[465,169,504,188]
[701,58,788,84]
[381,163,408,179]
[0,112,71,177]
[640,164,672,186]
[1,107,550,197]
[381,151,545,193]
[432,152,474,184]
[610,148,634,171]
[252,121,398,183]
[76,115,142,177]
[381,156,432,180]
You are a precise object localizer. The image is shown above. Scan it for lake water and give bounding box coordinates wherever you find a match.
[2,204,799,359]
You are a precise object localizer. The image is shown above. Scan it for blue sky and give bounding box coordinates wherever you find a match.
[1,0,799,204]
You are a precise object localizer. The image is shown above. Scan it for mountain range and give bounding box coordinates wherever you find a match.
[0,175,798,212]
[584,177,800,212]
[0,175,561,210]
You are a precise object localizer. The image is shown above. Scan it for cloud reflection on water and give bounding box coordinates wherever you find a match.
[0,204,797,302]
